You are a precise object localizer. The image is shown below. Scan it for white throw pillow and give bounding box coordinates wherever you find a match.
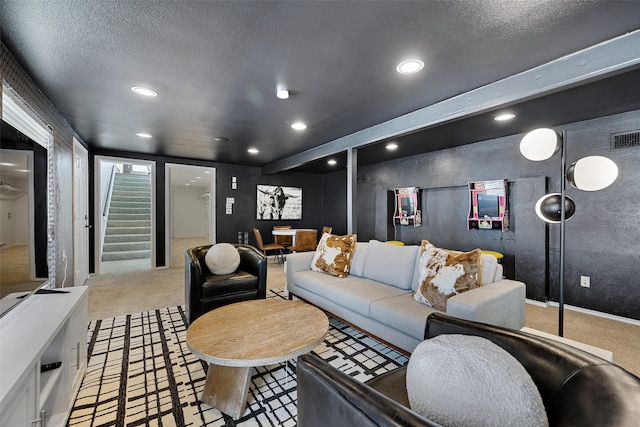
[204,243,240,275]
[406,335,548,427]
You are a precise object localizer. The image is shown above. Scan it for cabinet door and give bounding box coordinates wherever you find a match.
[0,365,37,427]
[66,297,88,397]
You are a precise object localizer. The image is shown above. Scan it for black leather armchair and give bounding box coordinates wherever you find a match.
[185,244,267,325]
[297,312,640,427]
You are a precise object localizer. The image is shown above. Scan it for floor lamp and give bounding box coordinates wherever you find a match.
[519,128,618,337]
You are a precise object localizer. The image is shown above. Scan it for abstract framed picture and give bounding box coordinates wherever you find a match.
[256,185,302,220]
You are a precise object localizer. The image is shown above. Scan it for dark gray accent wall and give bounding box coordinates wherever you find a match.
[354,110,640,320]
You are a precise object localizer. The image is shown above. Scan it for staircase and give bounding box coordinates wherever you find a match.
[102,173,151,261]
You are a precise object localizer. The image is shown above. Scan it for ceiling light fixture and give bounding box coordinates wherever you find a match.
[213,136,229,142]
[136,132,152,138]
[386,142,398,150]
[327,159,337,165]
[494,113,516,121]
[291,122,307,131]
[247,148,259,154]
[130,86,157,97]
[277,89,289,99]
[396,59,424,74]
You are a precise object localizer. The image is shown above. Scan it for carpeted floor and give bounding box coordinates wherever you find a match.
[84,238,639,378]
[68,289,408,426]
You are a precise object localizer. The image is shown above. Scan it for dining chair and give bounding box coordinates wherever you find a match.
[253,228,285,263]
[289,229,318,252]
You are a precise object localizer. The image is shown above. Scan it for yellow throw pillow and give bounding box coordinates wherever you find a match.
[413,240,481,310]
[311,233,357,278]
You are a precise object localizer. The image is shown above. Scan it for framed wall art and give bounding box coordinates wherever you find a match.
[256,185,302,220]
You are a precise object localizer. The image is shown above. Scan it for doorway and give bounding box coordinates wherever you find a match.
[165,164,215,268]
[94,156,156,275]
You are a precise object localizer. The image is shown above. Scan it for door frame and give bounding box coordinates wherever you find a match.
[165,164,216,267]
[94,156,156,274]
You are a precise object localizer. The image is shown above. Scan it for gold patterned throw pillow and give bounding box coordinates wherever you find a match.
[413,240,481,310]
[311,233,357,278]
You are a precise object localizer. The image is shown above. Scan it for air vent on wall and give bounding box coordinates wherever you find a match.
[610,130,640,150]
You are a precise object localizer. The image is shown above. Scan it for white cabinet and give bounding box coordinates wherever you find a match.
[0,287,88,427]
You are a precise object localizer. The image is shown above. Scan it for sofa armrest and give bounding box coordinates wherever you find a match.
[297,353,439,427]
[286,251,316,292]
[446,279,526,329]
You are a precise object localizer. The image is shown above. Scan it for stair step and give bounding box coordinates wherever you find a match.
[105,226,151,235]
[107,213,150,220]
[103,241,151,252]
[104,234,151,243]
[107,219,151,227]
[102,249,151,261]
[112,189,151,197]
[109,202,151,209]
[110,195,151,203]
[108,208,151,215]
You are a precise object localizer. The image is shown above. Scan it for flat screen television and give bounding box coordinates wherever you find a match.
[477,193,500,218]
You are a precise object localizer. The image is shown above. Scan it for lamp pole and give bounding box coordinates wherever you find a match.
[558,130,567,337]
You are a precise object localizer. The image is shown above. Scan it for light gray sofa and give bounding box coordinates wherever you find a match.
[286,240,526,353]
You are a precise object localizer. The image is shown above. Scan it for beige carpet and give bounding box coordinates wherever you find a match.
[84,243,639,377]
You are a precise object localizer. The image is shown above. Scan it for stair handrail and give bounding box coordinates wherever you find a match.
[102,165,117,218]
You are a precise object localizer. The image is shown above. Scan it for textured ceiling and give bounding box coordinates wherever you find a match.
[1,1,640,173]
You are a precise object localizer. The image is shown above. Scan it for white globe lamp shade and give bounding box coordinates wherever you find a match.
[566,156,618,191]
[520,128,561,161]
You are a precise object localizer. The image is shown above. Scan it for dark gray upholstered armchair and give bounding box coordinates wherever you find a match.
[185,243,267,325]
[297,312,640,427]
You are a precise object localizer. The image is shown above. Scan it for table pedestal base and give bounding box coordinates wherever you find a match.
[201,364,253,419]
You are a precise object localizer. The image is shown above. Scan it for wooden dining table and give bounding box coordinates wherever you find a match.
[271,228,317,246]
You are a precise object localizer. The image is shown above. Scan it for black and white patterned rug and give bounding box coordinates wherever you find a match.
[67,288,408,426]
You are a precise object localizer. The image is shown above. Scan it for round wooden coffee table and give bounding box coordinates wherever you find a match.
[186,299,328,419]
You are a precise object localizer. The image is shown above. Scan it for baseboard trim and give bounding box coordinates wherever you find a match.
[526,299,640,326]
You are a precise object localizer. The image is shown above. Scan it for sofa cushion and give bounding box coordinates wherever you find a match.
[311,233,357,277]
[480,253,498,285]
[406,334,548,427]
[324,278,409,317]
[413,241,481,310]
[294,270,346,297]
[204,243,240,275]
[363,240,418,289]
[369,293,437,341]
[349,242,369,277]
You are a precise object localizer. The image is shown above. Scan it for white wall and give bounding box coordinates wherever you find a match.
[0,175,29,246]
[172,187,208,237]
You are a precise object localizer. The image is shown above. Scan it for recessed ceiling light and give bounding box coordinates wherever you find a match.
[136,132,152,138]
[327,159,337,165]
[0,162,16,167]
[196,176,202,179]
[204,171,211,174]
[213,136,229,142]
[494,113,516,121]
[185,183,190,186]
[386,142,398,150]
[247,148,259,154]
[396,59,424,74]
[291,122,307,130]
[16,169,29,173]
[277,89,289,99]
[130,86,157,97]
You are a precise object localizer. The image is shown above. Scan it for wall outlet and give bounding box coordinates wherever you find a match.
[580,275,590,288]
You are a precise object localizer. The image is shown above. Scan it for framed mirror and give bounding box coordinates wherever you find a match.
[0,83,55,317]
